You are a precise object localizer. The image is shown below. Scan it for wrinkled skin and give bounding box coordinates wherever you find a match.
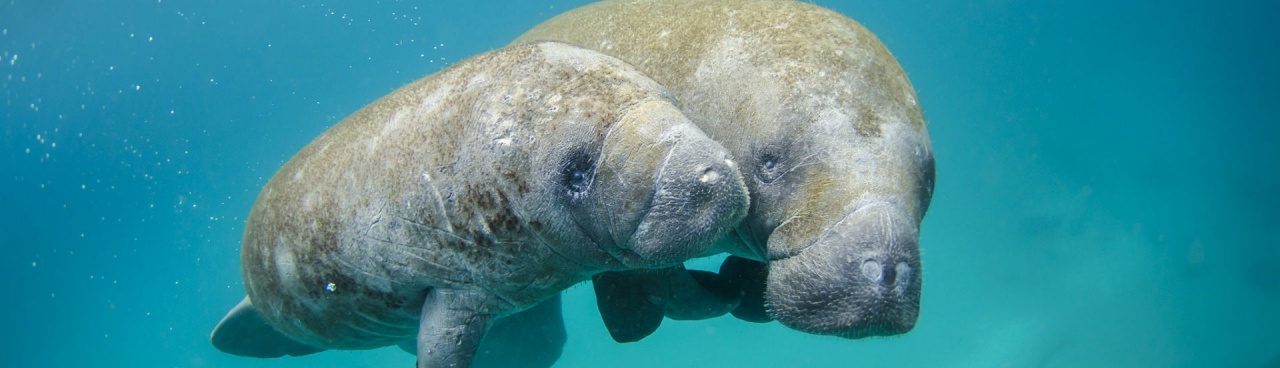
[514,0,935,340]
[210,42,749,368]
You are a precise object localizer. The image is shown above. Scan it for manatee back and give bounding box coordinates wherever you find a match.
[237,42,673,350]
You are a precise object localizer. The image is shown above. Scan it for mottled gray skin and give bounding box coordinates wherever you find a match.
[221,42,748,367]
[515,0,935,338]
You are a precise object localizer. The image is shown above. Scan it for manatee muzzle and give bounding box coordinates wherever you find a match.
[626,124,749,268]
[765,201,921,338]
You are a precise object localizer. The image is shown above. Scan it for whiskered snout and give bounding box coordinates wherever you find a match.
[629,124,749,267]
[765,201,921,338]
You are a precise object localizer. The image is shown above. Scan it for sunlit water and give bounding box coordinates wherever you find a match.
[3,0,1277,367]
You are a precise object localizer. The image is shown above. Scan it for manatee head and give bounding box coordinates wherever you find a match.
[590,100,750,268]
[511,43,750,272]
[742,94,934,338]
[718,16,934,338]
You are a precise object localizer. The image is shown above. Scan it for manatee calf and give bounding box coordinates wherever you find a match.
[209,41,749,368]
[515,0,935,340]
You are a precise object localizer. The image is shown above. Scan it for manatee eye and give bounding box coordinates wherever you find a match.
[757,152,784,183]
[560,150,595,197]
[569,170,590,191]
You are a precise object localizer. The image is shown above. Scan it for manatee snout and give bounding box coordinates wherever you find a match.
[629,123,749,267]
[766,201,921,339]
[590,101,749,269]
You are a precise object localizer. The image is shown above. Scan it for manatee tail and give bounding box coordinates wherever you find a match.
[210,297,325,358]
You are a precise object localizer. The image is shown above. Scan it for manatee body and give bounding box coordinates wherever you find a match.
[515,0,935,339]
[210,41,749,368]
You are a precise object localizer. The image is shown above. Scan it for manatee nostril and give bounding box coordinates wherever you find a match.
[698,166,721,184]
[895,262,912,292]
[860,259,883,283]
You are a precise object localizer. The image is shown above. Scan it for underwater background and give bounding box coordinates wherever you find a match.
[3,0,1277,367]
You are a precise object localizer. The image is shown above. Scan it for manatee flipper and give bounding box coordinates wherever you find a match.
[595,265,743,342]
[397,339,416,356]
[400,294,565,368]
[663,266,741,321]
[593,270,665,342]
[473,294,566,368]
[720,255,773,323]
[210,297,325,358]
[416,288,496,368]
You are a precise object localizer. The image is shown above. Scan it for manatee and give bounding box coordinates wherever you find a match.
[514,0,935,340]
[209,41,750,368]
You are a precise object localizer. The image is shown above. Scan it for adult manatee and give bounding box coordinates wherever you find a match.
[514,0,935,340]
[209,41,750,368]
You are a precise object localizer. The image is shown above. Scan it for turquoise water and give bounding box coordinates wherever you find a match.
[3,0,1277,367]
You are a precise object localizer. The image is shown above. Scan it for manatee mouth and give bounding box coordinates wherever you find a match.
[764,201,921,339]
